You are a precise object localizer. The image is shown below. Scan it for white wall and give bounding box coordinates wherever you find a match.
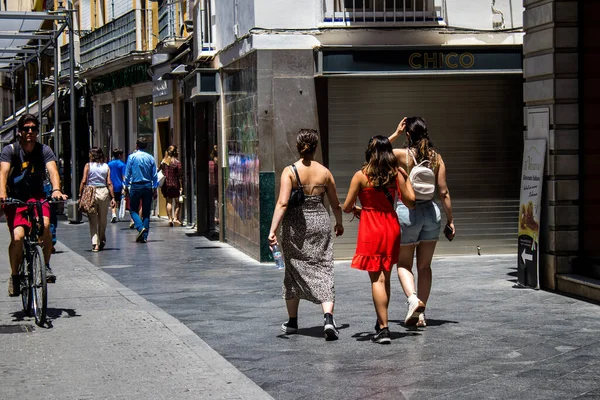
[254,0,317,29]
[212,0,524,55]
[446,0,523,30]
[215,0,254,50]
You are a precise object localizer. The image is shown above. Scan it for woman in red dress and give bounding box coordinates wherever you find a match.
[343,136,415,344]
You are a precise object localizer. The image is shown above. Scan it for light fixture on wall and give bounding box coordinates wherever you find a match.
[491,0,505,30]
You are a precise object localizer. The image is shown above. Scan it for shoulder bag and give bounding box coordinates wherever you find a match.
[79,185,96,214]
[288,164,305,208]
[79,165,96,214]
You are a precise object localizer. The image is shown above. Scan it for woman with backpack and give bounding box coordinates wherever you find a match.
[389,117,455,328]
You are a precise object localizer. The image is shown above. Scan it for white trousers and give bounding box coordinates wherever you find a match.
[88,187,110,246]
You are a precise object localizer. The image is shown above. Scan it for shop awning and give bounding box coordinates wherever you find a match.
[0,92,55,142]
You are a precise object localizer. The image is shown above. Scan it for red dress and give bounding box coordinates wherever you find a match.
[351,175,401,272]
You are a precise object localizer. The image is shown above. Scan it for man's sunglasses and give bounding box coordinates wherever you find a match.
[23,126,39,133]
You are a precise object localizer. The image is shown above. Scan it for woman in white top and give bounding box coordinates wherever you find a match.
[79,147,116,252]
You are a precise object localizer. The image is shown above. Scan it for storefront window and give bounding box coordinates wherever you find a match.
[137,95,153,153]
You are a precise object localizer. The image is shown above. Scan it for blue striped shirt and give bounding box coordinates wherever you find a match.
[124,150,158,189]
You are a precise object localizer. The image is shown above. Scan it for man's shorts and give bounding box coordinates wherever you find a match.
[396,200,441,245]
[3,197,50,232]
[114,191,122,203]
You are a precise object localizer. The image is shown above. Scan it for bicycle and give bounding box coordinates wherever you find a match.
[3,198,57,327]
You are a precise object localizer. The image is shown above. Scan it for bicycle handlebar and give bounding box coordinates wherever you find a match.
[0,197,67,206]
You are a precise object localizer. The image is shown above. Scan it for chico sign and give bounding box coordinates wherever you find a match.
[409,52,475,69]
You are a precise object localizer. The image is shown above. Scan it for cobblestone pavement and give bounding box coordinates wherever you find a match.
[3,214,600,399]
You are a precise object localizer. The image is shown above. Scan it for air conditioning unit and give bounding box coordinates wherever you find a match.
[67,199,82,223]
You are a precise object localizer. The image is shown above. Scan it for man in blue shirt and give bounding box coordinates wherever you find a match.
[107,148,126,223]
[123,137,158,243]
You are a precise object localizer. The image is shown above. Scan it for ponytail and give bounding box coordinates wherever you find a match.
[406,117,438,169]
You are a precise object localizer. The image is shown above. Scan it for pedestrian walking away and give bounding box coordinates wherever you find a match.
[107,148,126,223]
[388,117,455,328]
[79,148,116,252]
[123,137,159,244]
[158,145,183,226]
[268,128,344,341]
[0,113,68,295]
[342,135,415,344]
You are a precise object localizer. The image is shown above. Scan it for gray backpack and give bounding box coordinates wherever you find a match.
[407,148,436,201]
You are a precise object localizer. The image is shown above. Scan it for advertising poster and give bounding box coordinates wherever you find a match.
[517,139,546,289]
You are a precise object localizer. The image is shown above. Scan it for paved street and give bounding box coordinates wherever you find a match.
[2,214,600,399]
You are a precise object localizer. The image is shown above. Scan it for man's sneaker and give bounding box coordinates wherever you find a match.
[281,321,298,334]
[45,265,56,283]
[371,327,391,344]
[110,215,117,223]
[405,296,426,327]
[136,228,147,243]
[324,313,339,341]
[8,275,20,297]
[129,222,135,229]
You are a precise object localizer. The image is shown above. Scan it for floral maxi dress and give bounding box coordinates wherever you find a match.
[281,190,334,304]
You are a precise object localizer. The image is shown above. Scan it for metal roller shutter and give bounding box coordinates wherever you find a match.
[328,75,523,258]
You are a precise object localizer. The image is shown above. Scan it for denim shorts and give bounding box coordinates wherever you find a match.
[396,200,441,245]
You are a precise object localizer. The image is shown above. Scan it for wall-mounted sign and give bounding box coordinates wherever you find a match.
[517,139,546,289]
[90,63,151,95]
[317,47,523,75]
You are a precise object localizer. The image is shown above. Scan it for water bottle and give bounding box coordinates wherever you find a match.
[272,244,284,270]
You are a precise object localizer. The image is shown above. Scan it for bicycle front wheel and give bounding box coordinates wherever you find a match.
[19,253,31,315]
[31,244,47,327]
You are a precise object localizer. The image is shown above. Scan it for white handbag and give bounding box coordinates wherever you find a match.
[157,170,166,188]
[118,197,126,219]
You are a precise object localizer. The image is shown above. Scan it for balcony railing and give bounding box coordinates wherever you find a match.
[322,0,446,26]
[79,10,147,71]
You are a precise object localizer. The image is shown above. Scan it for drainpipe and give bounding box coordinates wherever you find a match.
[53,38,59,152]
[68,2,77,200]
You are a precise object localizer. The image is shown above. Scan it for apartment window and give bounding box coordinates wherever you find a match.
[198,0,215,52]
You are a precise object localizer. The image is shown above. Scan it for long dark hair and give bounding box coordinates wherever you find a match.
[406,117,438,169]
[362,135,399,187]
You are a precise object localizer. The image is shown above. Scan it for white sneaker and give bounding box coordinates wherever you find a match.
[405,296,426,327]
[110,215,117,223]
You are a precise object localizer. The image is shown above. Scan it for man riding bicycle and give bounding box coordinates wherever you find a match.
[0,113,67,296]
